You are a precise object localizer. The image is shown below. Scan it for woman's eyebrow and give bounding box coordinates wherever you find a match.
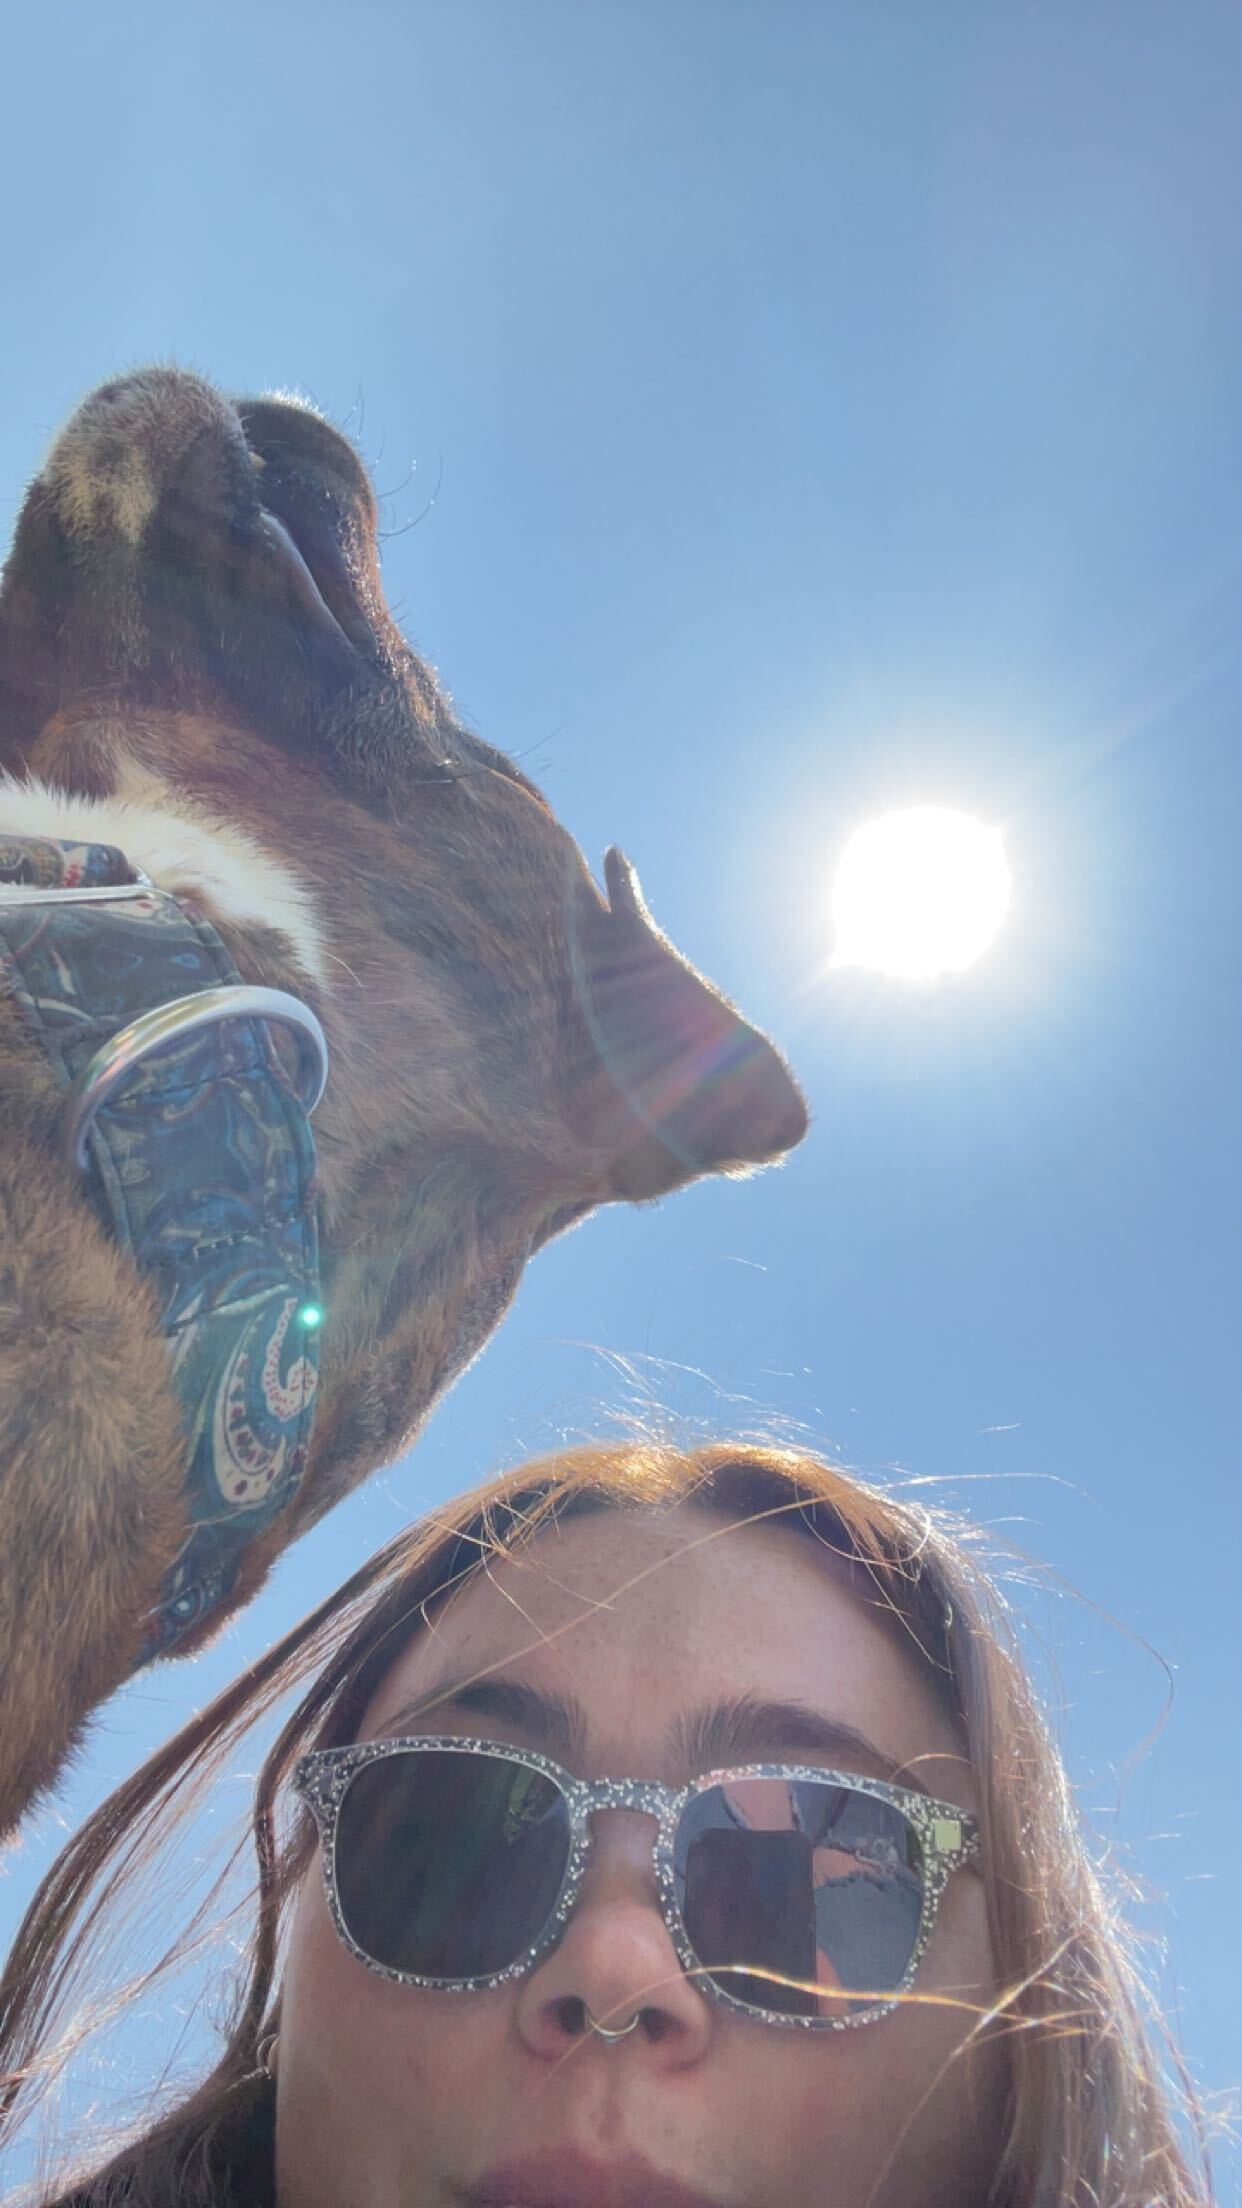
[377,1675,589,1763]
[675,1696,933,1796]
[378,1680,930,1795]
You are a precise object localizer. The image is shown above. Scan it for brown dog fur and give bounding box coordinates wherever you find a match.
[0,369,805,1838]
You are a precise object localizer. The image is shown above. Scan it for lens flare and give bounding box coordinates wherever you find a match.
[831,807,1011,978]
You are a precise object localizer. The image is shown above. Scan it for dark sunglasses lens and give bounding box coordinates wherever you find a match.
[333,1750,570,1981]
[675,1777,925,2019]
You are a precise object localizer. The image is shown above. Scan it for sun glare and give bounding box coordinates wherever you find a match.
[830,806,1011,979]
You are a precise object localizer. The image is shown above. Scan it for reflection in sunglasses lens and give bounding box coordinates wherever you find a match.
[336,1750,570,1979]
[675,1778,925,2018]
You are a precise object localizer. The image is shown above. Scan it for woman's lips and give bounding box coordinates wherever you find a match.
[462,2147,726,2208]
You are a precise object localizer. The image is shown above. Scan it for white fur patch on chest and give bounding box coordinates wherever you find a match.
[0,772,329,988]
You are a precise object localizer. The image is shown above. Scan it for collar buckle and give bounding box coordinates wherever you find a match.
[65,982,329,1169]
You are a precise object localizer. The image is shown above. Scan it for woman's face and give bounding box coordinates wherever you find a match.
[277,1506,1005,2208]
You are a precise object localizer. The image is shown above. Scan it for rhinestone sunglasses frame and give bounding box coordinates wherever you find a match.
[293,1734,980,2032]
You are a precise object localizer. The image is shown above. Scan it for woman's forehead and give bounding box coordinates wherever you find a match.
[365,1505,971,1797]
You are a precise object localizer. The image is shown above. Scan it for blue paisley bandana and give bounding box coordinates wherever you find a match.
[0,835,321,1665]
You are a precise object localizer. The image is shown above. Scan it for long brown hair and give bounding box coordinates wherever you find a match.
[0,1442,1212,2207]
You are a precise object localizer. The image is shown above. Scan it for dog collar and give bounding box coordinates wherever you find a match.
[0,828,325,1665]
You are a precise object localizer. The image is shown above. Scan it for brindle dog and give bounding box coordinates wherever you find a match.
[0,370,805,1837]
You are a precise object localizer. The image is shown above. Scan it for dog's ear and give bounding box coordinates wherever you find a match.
[573,849,807,1199]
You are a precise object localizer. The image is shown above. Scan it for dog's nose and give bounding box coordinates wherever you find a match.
[41,367,251,548]
[238,395,376,536]
[38,375,378,640]
[31,368,389,667]
[0,368,397,745]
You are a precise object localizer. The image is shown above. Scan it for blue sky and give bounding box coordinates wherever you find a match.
[1,0,1238,2186]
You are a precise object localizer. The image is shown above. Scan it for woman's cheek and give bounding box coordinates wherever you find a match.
[739,2028,939,2207]
[277,1882,425,2205]
[737,1910,1005,2208]
[276,1879,509,2208]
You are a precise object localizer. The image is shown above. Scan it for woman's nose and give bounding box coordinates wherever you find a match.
[513,1811,714,2067]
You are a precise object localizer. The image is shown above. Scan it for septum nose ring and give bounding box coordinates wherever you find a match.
[586,2006,641,2041]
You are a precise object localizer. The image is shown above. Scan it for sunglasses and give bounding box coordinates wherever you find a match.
[293,1735,979,2031]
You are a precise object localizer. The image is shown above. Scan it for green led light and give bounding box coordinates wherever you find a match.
[297,1303,323,1330]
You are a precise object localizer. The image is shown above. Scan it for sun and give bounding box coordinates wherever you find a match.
[830,806,1011,979]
